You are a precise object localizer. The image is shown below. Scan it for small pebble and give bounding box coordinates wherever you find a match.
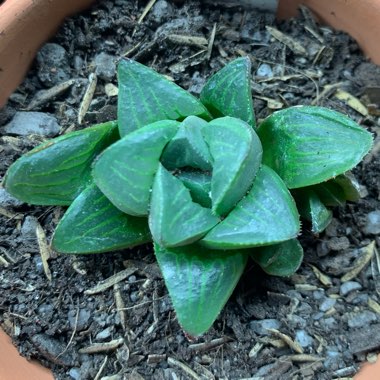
[324,350,341,370]
[95,327,112,341]
[33,257,44,274]
[21,216,38,239]
[313,290,325,300]
[250,319,281,336]
[94,53,116,81]
[349,293,369,305]
[0,188,23,208]
[319,297,336,312]
[37,303,54,315]
[327,236,350,251]
[104,83,119,97]
[69,368,81,380]
[4,112,60,137]
[36,43,70,86]
[68,309,91,331]
[362,210,380,235]
[256,64,273,78]
[320,317,337,331]
[295,330,314,348]
[287,314,307,329]
[347,311,377,328]
[340,281,362,296]
[151,0,174,24]
[130,291,139,302]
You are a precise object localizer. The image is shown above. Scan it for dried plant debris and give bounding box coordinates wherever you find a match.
[0,1,379,379]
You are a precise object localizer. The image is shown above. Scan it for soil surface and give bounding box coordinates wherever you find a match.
[1,1,380,379]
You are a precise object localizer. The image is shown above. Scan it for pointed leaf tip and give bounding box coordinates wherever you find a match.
[52,183,151,254]
[258,106,373,188]
[201,165,300,249]
[200,57,255,127]
[4,121,118,205]
[204,117,262,216]
[155,243,247,336]
[118,59,211,136]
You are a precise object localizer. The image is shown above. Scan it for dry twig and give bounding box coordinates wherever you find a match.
[167,357,201,380]
[85,268,137,295]
[79,338,124,354]
[36,222,52,281]
[78,73,97,125]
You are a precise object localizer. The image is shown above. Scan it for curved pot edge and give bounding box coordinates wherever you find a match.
[0,328,53,380]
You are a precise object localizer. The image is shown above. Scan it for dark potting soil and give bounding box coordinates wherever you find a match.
[1,1,380,379]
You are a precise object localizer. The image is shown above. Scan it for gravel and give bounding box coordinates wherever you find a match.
[4,112,60,137]
[68,308,92,331]
[250,319,281,336]
[0,187,23,208]
[36,43,70,87]
[340,281,362,296]
[151,0,174,24]
[362,210,380,234]
[20,216,38,240]
[256,63,273,78]
[326,236,350,251]
[295,329,314,348]
[319,297,337,312]
[347,311,378,328]
[95,327,113,341]
[94,53,117,81]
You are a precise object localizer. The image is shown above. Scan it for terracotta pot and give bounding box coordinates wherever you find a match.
[0,329,53,380]
[0,0,95,109]
[277,0,380,65]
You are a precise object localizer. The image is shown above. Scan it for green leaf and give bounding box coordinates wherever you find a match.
[176,171,212,208]
[52,183,151,254]
[293,189,332,233]
[257,106,373,188]
[118,59,211,136]
[203,117,262,216]
[4,121,118,205]
[149,165,219,247]
[161,116,212,171]
[333,172,361,202]
[250,239,303,277]
[312,181,346,207]
[154,243,247,336]
[93,120,179,216]
[200,57,255,127]
[201,165,300,249]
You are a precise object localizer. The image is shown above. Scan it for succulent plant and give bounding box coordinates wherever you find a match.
[3,57,372,336]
